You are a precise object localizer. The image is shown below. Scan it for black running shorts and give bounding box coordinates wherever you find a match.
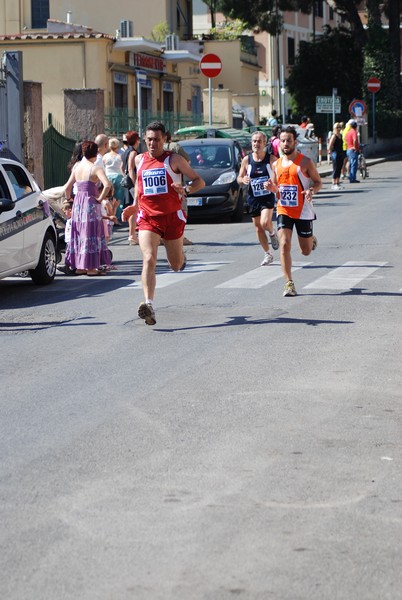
[277,214,314,238]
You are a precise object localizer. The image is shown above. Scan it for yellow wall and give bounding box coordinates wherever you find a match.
[201,40,260,96]
[0,37,113,126]
[0,0,21,34]
[0,36,190,130]
[2,0,190,38]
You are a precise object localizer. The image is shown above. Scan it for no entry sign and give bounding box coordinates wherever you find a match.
[367,77,381,93]
[200,53,222,78]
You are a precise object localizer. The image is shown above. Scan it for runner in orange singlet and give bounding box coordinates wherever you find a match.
[265,126,322,297]
[122,121,205,325]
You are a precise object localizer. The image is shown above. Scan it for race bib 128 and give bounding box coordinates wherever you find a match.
[250,176,269,197]
[142,168,168,195]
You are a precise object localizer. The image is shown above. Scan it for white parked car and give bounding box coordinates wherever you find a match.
[0,157,57,284]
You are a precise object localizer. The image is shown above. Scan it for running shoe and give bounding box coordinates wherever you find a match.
[261,252,273,266]
[269,231,279,250]
[138,302,156,326]
[283,280,297,297]
[312,235,318,251]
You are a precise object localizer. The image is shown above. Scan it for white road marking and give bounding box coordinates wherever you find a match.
[303,261,387,290]
[126,261,231,289]
[217,262,312,289]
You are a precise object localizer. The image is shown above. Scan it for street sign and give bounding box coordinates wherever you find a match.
[367,77,381,93]
[316,95,341,113]
[200,53,222,78]
[349,99,367,117]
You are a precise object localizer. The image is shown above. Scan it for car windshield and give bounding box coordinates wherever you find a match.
[185,145,232,169]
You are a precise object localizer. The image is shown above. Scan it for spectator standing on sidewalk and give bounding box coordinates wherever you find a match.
[268,110,278,126]
[94,134,109,167]
[328,123,345,190]
[345,121,360,183]
[103,137,125,221]
[122,130,141,245]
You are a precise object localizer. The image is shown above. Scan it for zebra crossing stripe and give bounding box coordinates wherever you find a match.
[303,261,387,290]
[217,261,312,289]
[126,261,231,289]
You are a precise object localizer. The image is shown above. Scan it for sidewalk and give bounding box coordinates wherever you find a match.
[317,151,402,179]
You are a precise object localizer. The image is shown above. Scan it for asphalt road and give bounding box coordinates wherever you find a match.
[1,160,402,600]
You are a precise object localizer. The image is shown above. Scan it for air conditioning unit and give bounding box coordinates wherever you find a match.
[165,34,179,51]
[120,20,133,38]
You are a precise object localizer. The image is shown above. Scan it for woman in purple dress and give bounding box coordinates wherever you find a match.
[63,141,112,276]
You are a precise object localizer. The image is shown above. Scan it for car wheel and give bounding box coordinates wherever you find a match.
[29,231,57,284]
[231,192,244,222]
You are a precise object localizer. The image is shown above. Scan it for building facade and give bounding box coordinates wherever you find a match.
[193,0,340,122]
[0,0,193,40]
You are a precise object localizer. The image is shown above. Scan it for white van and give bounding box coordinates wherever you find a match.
[0,157,57,284]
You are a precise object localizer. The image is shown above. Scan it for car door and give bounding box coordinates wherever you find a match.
[1,162,42,268]
[0,166,24,275]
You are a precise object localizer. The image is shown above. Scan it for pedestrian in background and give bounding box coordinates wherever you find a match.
[64,140,112,276]
[103,137,125,222]
[268,109,278,126]
[270,125,282,158]
[122,130,140,245]
[94,134,109,167]
[344,121,360,183]
[328,122,345,191]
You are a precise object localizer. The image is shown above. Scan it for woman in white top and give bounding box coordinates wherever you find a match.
[103,138,125,221]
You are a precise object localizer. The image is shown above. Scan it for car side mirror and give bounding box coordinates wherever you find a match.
[0,198,16,213]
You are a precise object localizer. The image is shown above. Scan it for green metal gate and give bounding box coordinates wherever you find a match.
[43,124,76,189]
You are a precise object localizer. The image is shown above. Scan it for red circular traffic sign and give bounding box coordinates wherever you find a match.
[349,99,367,117]
[200,53,222,78]
[367,77,381,93]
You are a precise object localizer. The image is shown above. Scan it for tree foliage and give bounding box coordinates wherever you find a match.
[201,0,226,29]
[209,19,247,40]
[151,22,170,42]
[219,0,401,123]
[363,17,400,112]
[286,26,363,127]
[219,0,314,36]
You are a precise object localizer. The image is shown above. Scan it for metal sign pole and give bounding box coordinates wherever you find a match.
[332,88,337,127]
[137,77,142,143]
[208,78,212,127]
[372,92,376,149]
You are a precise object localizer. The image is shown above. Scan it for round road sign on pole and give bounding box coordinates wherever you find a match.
[349,99,367,118]
[367,77,381,93]
[200,53,222,78]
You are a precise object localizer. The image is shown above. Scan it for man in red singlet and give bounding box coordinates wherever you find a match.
[122,121,205,325]
[266,126,322,297]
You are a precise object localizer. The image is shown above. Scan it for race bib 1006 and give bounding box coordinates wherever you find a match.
[142,168,168,195]
[279,184,298,207]
[250,176,269,197]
